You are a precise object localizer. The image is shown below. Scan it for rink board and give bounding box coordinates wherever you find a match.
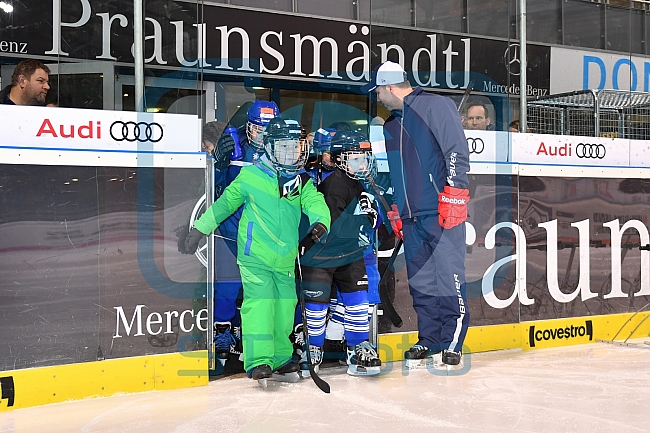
[377,311,650,361]
[0,351,208,412]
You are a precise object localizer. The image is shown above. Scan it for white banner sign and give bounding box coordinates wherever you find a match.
[511,133,630,166]
[465,130,510,163]
[0,105,204,168]
[551,47,650,94]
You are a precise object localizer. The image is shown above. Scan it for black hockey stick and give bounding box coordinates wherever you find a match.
[296,256,331,394]
[379,237,404,328]
[363,171,403,328]
[458,80,475,114]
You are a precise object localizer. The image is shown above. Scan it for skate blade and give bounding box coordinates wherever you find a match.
[405,353,442,370]
[257,378,269,390]
[270,372,300,383]
[433,359,464,371]
[347,365,381,376]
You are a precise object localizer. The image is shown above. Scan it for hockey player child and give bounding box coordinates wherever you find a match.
[298,129,383,377]
[180,102,281,373]
[185,117,331,384]
[210,101,280,369]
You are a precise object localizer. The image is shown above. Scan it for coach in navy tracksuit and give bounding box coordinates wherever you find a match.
[362,61,470,366]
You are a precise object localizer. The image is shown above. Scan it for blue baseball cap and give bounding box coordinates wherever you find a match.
[361,61,408,93]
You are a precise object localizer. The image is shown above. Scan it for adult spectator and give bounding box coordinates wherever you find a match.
[0,59,51,106]
[464,101,492,130]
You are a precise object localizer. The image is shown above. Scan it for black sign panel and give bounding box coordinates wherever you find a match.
[0,1,549,93]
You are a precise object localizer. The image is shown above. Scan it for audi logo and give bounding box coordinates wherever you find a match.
[576,143,606,159]
[466,137,485,154]
[110,121,164,143]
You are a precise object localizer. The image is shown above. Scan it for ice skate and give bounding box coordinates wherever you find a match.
[299,344,323,378]
[346,341,381,376]
[213,323,237,369]
[433,350,464,371]
[404,344,441,370]
[247,364,273,389]
[290,324,304,359]
[269,361,301,383]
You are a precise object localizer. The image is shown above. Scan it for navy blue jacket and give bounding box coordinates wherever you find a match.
[384,87,469,219]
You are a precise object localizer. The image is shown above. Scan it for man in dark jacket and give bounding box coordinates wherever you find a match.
[362,61,471,368]
[0,60,50,105]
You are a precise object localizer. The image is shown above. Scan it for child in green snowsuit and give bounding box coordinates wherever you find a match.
[185,118,330,379]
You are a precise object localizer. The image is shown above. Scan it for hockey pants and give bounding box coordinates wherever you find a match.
[239,263,297,372]
[402,214,469,353]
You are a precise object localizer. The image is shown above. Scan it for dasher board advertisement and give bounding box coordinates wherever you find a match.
[0,105,203,168]
[511,133,631,167]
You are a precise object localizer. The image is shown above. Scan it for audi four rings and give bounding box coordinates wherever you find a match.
[110,121,164,142]
[466,137,485,154]
[576,143,606,159]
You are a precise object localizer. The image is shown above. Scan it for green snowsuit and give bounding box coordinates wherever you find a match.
[193,158,331,372]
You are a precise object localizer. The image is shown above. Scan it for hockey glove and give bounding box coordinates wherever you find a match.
[358,192,379,229]
[176,224,190,254]
[438,186,469,230]
[213,132,235,170]
[311,222,328,243]
[184,227,205,254]
[387,204,403,240]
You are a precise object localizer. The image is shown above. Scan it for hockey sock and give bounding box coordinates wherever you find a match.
[325,298,345,341]
[340,291,370,347]
[305,302,328,347]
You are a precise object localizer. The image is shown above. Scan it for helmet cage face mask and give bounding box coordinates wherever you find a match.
[266,137,308,176]
[335,150,377,181]
[246,122,265,151]
[263,118,309,176]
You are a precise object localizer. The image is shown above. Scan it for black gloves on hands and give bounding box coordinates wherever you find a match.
[358,192,379,229]
[176,224,190,253]
[213,132,235,170]
[183,227,204,254]
[310,222,328,243]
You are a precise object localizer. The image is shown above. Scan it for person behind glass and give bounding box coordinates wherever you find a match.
[184,117,331,382]
[362,61,471,368]
[0,59,50,106]
[464,101,492,131]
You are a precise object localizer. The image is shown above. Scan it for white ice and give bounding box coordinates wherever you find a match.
[1,342,648,433]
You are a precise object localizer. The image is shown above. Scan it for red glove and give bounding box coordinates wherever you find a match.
[438,186,469,229]
[387,204,403,240]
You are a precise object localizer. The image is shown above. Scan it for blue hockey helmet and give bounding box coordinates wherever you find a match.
[247,100,280,151]
[330,130,377,181]
[262,118,309,176]
[311,128,337,155]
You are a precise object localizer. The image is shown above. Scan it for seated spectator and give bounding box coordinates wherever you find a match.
[464,101,492,130]
[509,120,520,132]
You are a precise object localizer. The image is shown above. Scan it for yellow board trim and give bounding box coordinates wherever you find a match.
[1,312,648,412]
[377,311,650,362]
[0,351,208,412]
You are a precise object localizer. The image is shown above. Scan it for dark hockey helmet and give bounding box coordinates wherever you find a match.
[329,130,377,181]
[262,117,309,176]
[246,100,280,151]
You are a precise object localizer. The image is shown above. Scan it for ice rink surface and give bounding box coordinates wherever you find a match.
[1,342,648,433]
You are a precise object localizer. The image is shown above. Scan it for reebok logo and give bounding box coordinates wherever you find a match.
[528,320,593,348]
[441,196,467,205]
